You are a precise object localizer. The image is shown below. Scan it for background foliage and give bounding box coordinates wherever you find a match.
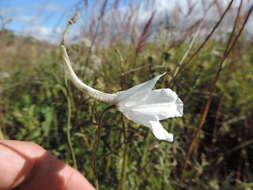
[0,0,253,189]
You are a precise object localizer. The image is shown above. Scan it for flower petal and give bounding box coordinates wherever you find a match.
[118,104,174,142]
[115,73,166,103]
[119,107,156,127]
[119,89,183,120]
[150,121,173,142]
[134,89,183,119]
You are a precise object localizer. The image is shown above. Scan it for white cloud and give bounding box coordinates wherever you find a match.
[106,0,190,30]
[22,25,62,43]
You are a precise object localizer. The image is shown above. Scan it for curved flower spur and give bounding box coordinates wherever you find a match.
[61,45,183,142]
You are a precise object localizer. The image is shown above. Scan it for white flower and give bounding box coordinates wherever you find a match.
[62,45,183,142]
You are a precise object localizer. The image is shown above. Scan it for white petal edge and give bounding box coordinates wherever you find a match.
[115,73,166,103]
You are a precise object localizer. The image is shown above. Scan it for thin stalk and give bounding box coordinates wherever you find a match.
[0,103,6,140]
[61,12,80,45]
[61,85,78,169]
[173,0,235,83]
[169,21,203,84]
[224,0,244,55]
[60,11,81,171]
[0,129,4,140]
[140,131,150,168]
[119,116,128,190]
[187,0,234,63]
[92,105,116,190]
[66,92,78,169]
[84,1,108,69]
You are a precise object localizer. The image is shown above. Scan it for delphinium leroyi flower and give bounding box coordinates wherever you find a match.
[62,45,183,142]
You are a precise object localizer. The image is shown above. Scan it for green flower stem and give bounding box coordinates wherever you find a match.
[66,95,78,169]
[60,11,80,170]
[141,130,151,168]
[0,129,4,140]
[92,105,115,190]
[119,117,128,190]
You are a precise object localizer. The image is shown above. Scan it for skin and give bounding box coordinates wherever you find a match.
[0,140,96,190]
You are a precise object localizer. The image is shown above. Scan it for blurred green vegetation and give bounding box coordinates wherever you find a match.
[0,29,253,190]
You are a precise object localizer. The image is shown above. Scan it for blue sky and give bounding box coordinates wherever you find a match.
[0,0,251,43]
[0,0,140,42]
[0,0,182,35]
[0,0,80,28]
[0,0,86,42]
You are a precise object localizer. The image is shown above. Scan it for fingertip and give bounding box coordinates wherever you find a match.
[0,140,40,189]
[63,166,96,190]
[0,140,96,190]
